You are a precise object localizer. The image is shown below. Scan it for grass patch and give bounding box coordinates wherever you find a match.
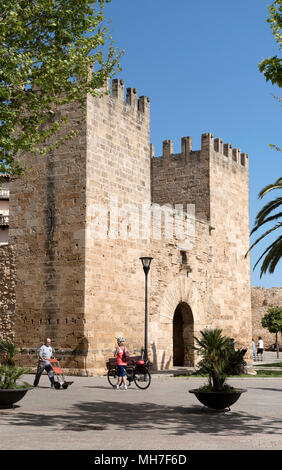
[175,370,282,378]
[254,362,282,368]
[255,369,282,377]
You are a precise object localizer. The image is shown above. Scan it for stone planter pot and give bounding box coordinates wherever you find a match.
[0,388,32,409]
[189,388,247,410]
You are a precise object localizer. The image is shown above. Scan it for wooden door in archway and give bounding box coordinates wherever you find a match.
[173,302,194,366]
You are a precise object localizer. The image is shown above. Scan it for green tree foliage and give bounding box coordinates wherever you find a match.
[262,306,282,333]
[247,4,282,276]
[259,0,282,87]
[261,306,282,357]
[259,1,282,151]
[0,0,122,177]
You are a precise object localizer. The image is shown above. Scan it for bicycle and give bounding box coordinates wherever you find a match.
[107,356,151,390]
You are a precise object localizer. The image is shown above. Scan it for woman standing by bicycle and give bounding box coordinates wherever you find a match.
[114,337,129,390]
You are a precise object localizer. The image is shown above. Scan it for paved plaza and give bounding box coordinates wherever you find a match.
[0,355,282,452]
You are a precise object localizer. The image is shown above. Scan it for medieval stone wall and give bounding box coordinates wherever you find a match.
[0,78,256,373]
[207,134,252,353]
[8,101,88,372]
[151,138,210,221]
[151,132,252,361]
[151,138,212,367]
[149,222,210,369]
[251,286,282,347]
[84,80,153,373]
[0,244,16,342]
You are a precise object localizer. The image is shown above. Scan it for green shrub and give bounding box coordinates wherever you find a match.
[193,328,247,391]
[0,364,30,389]
[0,339,31,389]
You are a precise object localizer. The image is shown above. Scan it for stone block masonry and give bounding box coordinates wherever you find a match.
[0,245,16,342]
[8,98,88,373]
[84,79,152,372]
[151,132,252,361]
[0,77,255,373]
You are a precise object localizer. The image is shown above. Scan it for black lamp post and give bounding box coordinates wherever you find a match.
[140,256,153,361]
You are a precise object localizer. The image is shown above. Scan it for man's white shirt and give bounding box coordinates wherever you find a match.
[38,345,53,364]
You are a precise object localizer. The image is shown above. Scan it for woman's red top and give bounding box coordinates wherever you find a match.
[116,346,127,366]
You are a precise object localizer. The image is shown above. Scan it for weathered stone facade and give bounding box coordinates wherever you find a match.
[252,287,282,347]
[0,176,9,244]
[0,244,16,342]
[151,133,252,366]
[1,79,254,374]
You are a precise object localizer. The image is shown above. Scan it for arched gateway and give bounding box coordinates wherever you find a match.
[173,302,194,366]
[151,274,206,370]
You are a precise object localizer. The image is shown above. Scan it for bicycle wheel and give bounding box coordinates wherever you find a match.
[107,367,130,388]
[133,367,151,390]
[107,367,118,387]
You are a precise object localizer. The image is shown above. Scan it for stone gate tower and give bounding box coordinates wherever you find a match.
[5,78,252,374]
[151,134,251,367]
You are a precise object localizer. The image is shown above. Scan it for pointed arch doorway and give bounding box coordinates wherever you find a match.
[173,302,194,366]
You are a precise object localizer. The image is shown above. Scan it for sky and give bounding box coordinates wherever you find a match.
[103,0,282,288]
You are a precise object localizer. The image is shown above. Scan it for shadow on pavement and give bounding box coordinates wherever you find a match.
[246,387,282,393]
[84,386,116,390]
[1,400,282,437]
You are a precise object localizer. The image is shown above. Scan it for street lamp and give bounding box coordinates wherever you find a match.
[140,256,153,362]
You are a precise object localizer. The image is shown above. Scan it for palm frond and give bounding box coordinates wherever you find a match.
[0,339,19,365]
[253,235,282,270]
[0,364,29,389]
[250,211,282,235]
[251,197,282,233]
[245,223,282,256]
[248,176,282,277]
[260,238,282,277]
[258,177,282,198]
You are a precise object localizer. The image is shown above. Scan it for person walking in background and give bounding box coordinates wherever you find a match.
[229,338,235,349]
[114,337,129,390]
[252,338,257,361]
[257,336,264,362]
[33,338,56,388]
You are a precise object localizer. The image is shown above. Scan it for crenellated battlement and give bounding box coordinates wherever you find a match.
[110,78,150,114]
[152,132,248,169]
[201,133,248,167]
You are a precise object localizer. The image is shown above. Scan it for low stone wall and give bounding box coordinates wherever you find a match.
[251,286,282,348]
[0,244,16,341]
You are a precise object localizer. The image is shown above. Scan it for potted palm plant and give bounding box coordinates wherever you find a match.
[0,339,32,408]
[189,328,247,410]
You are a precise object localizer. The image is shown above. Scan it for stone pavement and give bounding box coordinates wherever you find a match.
[252,350,282,366]
[0,369,282,451]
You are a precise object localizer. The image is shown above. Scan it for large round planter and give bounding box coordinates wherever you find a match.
[189,388,247,410]
[0,388,32,409]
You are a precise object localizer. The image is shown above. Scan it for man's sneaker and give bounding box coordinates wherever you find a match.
[123,385,128,390]
[114,384,119,390]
